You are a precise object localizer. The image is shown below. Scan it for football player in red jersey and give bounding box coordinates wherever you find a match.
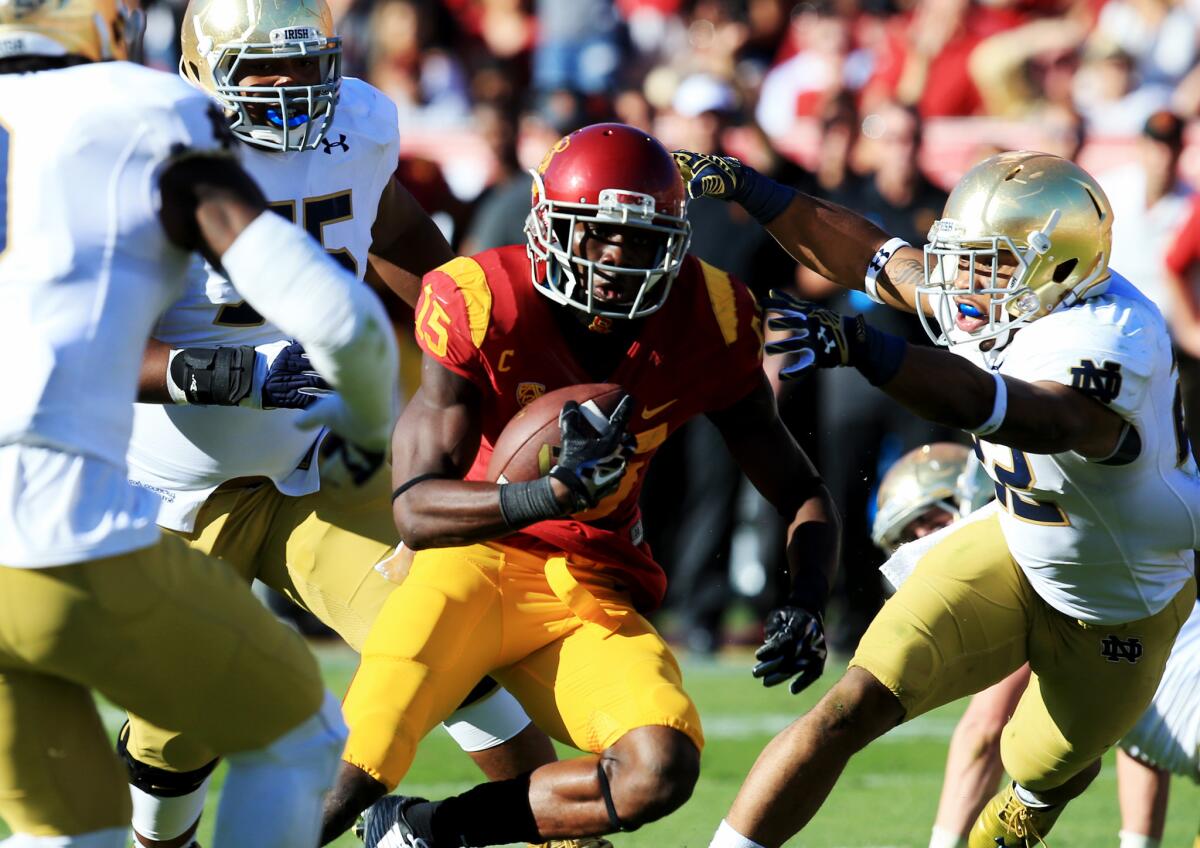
[317,123,840,847]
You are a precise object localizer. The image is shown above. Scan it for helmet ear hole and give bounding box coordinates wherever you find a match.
[1052,257,1078,283]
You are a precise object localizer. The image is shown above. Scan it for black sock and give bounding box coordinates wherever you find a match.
[412,771,540,846]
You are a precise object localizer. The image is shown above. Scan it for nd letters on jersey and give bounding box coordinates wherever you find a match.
[414,245,764,610]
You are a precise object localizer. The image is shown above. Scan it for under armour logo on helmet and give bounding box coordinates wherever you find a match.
[321,134,349,155]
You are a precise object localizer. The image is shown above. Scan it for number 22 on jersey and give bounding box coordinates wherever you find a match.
[214,190,357,326]
[973,439,1070,527]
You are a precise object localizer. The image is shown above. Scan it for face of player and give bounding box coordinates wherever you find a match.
[570,222,668,308]
[950,250,1018,334]
[896,505,956,546]
[233,55,323,125]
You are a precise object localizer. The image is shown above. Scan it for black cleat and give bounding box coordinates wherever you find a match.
[358,795,433,848]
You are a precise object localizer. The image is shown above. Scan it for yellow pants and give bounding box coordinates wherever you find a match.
[342,542,704,789]
[0,536,323,836]
[125,458,399,773]
[852,514,1193,790]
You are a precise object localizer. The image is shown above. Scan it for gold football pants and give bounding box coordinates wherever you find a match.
[341,542,704,789]
[852,513,1193,790]
[124,460,399,774]
[0,536,323,836]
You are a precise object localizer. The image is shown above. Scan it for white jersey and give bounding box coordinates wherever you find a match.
[1122,600,1200,781]
[951,274,1200,623]
[0,63,230,566]
[126,78,400,532]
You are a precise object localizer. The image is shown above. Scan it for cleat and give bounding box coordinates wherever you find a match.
[968,782,1063,848]
[527,840,616,848]
[358,795,433,848]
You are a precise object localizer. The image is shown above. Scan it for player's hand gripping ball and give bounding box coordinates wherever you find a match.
[752,606,828,695]
[549,395,636,511]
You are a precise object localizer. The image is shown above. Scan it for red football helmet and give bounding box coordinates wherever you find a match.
[525,123,692,320]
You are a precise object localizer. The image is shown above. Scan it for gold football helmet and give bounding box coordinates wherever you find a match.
[0,0,143,62]
[179,0,340,152]
[917,151,1113,352]
[873,443,972,553]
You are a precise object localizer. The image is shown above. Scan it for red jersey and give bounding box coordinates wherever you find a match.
[413,244,764,610]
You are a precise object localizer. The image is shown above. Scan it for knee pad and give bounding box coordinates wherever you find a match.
[442,686,532,752]
[116,722,218,798]
[0,827,128,848]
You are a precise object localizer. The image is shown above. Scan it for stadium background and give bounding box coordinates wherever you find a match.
[11,0,1200,843]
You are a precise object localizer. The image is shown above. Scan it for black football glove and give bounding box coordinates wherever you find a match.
[258,340,333,410]
[549,395,636,512]
[752,606,827,695]
[761,289,859,380]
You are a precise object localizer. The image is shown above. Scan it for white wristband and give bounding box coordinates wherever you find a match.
[864,237,910,304]
[164,349,188,405]
[969,372,1008,436]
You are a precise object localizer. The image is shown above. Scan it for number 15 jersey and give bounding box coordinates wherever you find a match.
[126,78,399,533]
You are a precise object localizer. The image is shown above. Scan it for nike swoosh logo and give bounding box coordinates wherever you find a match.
[641,399,677,419]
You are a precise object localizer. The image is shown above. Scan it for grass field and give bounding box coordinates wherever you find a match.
[5,641,1198,847]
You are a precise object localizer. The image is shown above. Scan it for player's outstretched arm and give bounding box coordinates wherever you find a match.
[765,292,1130,457]
[672,149,924,312]
[157,154,399,450]
[366,176,457,308]
[709,374,841,695]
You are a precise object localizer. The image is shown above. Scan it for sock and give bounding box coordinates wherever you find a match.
[1119,830,1160,848]
[408,773,541,846]
[129,778,210,842]
[709,819,768,848]
[928,824,967,848]
[1012,782,1055,810]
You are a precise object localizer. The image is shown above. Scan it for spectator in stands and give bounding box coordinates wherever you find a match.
[533,0,621,93]
[755,2,864,138]
[1074,40,1171,134]
[1100,110,1194,309]
[365,0,472,127]
[1101,110,1199,450]
[1163,195,1200,450]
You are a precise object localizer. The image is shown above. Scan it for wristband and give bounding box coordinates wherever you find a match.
[498,477,564,527]
[864,237,910,305]
[847,316,907,386]
[786,569,830,618]
[968,372,1008,436]
[167,345,255,405]
[732,168,798,225]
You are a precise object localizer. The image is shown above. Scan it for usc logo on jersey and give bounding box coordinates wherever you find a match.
[517,382,546,407]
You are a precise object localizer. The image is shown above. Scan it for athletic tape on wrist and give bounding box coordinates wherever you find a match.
[969,372,1008,436]
[498,477,564,527]
[864,237,910,305]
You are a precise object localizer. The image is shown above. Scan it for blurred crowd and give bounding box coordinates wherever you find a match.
[147,0,1200,653]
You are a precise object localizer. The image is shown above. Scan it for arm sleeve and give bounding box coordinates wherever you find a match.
[220,211,400,442]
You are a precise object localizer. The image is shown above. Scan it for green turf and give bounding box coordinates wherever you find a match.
[4,643,1197,846]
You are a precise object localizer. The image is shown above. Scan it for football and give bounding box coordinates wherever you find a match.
[486,383,626,483]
